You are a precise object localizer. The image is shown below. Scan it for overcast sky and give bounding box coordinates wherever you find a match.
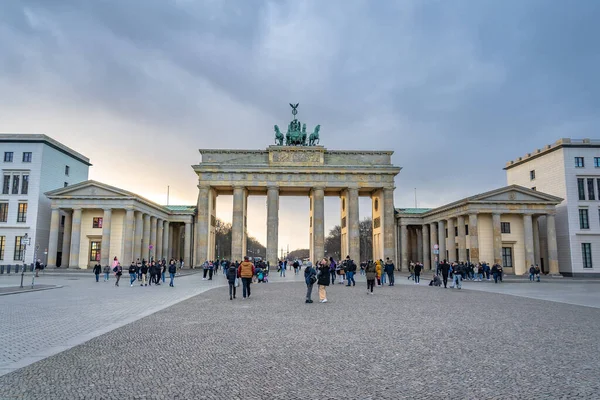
[1,0,599,251]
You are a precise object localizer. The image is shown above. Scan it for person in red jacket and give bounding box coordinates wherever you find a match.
[237,256,255,299]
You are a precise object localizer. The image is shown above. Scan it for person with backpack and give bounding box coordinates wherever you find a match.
[534,264,541,282]
[93,263,101,282]
[102,265,111,282]
[529,265,536,282]
[226,262,237,299]
[128,262,137,287]
[238,256,255,299]
[384,258,395,286]
[365,260,376,294]
[345,259,356,287]
[304,262,317,303]
[113,263,122,287]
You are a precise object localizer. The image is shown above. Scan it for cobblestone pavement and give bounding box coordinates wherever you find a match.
[1,278,599,399]
[0,271,224,376]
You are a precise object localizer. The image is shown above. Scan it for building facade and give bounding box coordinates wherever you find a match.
[395,186,562,276]
[0,134,90,266]
[505,138,600,277]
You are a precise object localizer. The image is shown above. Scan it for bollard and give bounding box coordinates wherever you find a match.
[7,264,11,274]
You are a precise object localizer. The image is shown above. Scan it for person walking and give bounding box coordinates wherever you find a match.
[439,259,450,288]
[345,258,356,287]
[316,258,330,303]
[226,262,237,299]
[128,262,137,286]
[35,259,43,277]
[140,261,148,286]
[492,263,501,283]
[304,262,317,303]
[93,263,101,282]
[375,259,382,286]
[414,262,422,284]
[408,261,415,280]
[168,259,177,287]
[384,257,395,286]
[365,260,376,294]
[329,257,337,285]
[113,263,123,287]
[161,260,166,283]
[379,259,387,285]
[103,265,110,282]
[452,263,462,289]
[238,256,255,299]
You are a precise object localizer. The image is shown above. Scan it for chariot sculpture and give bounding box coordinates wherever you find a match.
[274,103,321,146]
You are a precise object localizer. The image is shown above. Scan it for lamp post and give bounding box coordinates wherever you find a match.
[19,233,28,288]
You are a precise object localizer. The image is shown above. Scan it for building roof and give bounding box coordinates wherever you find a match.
[0,133,91,166]
[163,205,196,212]
[395,208,432,214]
[504,138,600,170]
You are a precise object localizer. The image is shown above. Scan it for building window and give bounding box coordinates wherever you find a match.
[90,241,101,262]
[465,225,469,235]
[61,215,65,227]
[0,236,4,260]
[445,228,448,238]
[4,152,13,162]
[0,203,7,222]
[64,182,68,188]
[17,203,27,223]
[588,179,596,201]
[530,170,535,180]
[502,247,513,268]
[14,236,25,261]
[22,152,32,162]
[2,175,9,195]
[21,174,29,195]
[454,226,458,237]
[531,187,536,191]
[582,243,592,268]
[65,165,70,176]
[501,222,511,234]
[93,217,103,228]
[575,157,585,168]
[11,175,19,195]
[578,178,586,200]
[595,157,600,168]
[579,208,589,229]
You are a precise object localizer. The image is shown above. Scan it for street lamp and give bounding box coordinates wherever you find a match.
[19,233,28,288]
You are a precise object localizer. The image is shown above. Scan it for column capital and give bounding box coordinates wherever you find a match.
[71,206,82,211]
[311,186,325,192]
[267,185,279,191]
[102,207,113,212]
[51,206,60,212]
[232,185,246,190]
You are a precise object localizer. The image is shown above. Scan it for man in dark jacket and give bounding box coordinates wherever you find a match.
[226,263,237,299]
[317,259,330,303]
[128,262,137,286]
[304,263,317,303]
[140,262,148,286]
[93,263,101,282]
[384,258,395,286]
[414,262,422,284]
[345,259,356,287]
[438,260,451,288]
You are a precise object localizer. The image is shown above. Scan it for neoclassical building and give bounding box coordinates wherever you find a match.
[396,185,562,275]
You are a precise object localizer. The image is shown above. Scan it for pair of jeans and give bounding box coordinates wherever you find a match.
[453,274,462,288]
[104,272,109,281]
[306,283,314,301]
[381,272,386,284]
[346,271,355,286]
[129,273,136,285]
[280,268,285,277]
[95,273,99,282]
[387,272,394,285]
[169,272,175,286]
[415,274,420,284]
[529,273,535,281]
[367,279,375,293]
[242,277,252,298]
[229,282,236,298]
[442,274,448,288]
[330,270,336,283]
[162,272,165,283]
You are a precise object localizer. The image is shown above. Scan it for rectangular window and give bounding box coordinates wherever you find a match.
[597,179,600,201]
[2,175,9,195]
[582,243,592,268]
[4,152,13,162]
[90,241,101,262]
[11,175,19,195]
[454,227,458,237]
[578,178,586,200]
[22,152,32,162]
[579,208,589,229]
[92,217,103,228]
[21,174,29,195]
[0,203,7,222]
[17,203,27,223]
[530,170,535,180]
[595,157,600,168]
[65,165,70,176]
[502,247,513,268]
[445,228,448,238]
[14,236,24,261]
[465,225,469,235]
[575,157,585,168]
[501,222,511,234]
[588,179,596,201]
[61,215,65,227]
[0,236,4,260]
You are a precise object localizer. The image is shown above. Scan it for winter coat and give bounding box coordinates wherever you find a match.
[384,261,394,274]
[226,265,238,283]
[365,263,377,280]
[93,264,101,274]
[128,264,136,274]
[102,266,110,274]
[414,263,422,275]
[317,265,330,286]
[238,261,255,278]
[375,262,382,278]
[168,263,177,274]
[304,266,317,285]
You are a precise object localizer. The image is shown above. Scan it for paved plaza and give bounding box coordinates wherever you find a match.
[1,271,600,399]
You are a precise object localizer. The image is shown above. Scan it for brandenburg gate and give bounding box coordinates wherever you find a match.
[193,104,401,265]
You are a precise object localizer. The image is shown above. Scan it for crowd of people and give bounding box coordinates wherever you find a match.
[93,256,180,287]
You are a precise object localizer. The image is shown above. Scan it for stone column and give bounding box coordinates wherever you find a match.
[532,216,541,267]
[266,186,279,266]
[142,214,150,261]
[492,213,502,265]
[162,220,169,263]
[523,214,534,275]
[231,186,246,262]
[134,211,143,261]
[47,207,60,267]
[150,216,157,261]
[383,187,396,261]
[447,218,456,262]
[546,213,559,275]
[156,218,163,261]
[400,223,409,271]
[123,209,135,263]
[429,223,437,268]
[457,215,466,262]
[184,222,191,267]
[468,213,479,264]
[422,224,430,270]
[61,211,72,267]
[310,187,325,262]
[438,220,446,262]
[69,208,82,268]
[348,187,360,264]
[416,226,423,263]
[100,208,112,266]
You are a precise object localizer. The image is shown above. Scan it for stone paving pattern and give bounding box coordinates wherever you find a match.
[1,279,599,399]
